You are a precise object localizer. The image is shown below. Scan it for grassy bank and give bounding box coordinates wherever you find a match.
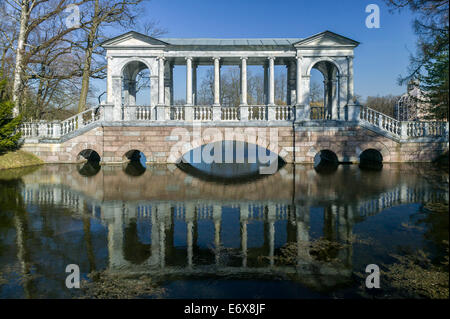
[0,150,43,170]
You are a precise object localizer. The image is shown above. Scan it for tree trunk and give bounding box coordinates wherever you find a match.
[12,0,30,117]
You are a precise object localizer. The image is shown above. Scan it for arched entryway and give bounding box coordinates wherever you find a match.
[309,60,341,120]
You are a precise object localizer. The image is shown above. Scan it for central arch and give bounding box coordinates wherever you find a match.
[308,58,341,120]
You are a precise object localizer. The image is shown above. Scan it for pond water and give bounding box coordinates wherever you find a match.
[0,162,448,299]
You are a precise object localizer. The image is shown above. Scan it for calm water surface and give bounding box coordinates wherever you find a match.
[0,162,448,298]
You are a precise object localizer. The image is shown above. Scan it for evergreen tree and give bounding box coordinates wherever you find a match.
[420,50,449,120]
[0,76,22,153]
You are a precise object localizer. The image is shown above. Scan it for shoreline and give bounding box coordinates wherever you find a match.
[0,150,44,171]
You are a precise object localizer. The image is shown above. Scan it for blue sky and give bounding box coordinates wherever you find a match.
[97,0,418,103]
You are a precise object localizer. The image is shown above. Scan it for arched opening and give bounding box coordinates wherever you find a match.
[123,150,147,176]
[359,149,383,171]
[177,141,285,183]
[314,150,338,174]
[77,149,101,177]
[122,61,151,108]
[309,60,340,120]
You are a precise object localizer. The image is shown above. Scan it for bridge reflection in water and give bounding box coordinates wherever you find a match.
[15,163,449,295]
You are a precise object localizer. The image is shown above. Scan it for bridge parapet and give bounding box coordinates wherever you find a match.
[19,104,448,144]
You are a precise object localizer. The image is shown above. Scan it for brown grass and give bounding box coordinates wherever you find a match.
[0,150,43,170]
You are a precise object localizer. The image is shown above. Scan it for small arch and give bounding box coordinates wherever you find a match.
[314,150,339,174]
[359,149,383,171]
[307,57,343,77]
[123,150,147,176]
[77,149,101,177]
[77,149,101,163]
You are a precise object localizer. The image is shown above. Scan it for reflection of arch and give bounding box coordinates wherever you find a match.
[77,161,101,177]
[123,220,151,265]
[123,150,147,176]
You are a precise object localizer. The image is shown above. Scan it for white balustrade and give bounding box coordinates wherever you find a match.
[193,106,213,121]
[221,107,240,121]
[247,105,267,121]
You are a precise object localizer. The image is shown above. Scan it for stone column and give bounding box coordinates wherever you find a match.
[112,76,122,121]
[158,57,165,106]
[193,62,198,105]
[347,56,354,103]
[240,57,248,106]
[296,57,302,105]
[264,62,269,105]
[186,57,193,106]
[268,56,275,106]
[213,57,221,106]
[332,79,339,120]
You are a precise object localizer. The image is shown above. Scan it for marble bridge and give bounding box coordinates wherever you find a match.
[18,31,448,164]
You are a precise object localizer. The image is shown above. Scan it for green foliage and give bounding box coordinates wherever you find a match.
[420,50,449,120]
[385,0,449,120]
[0,76,22,154]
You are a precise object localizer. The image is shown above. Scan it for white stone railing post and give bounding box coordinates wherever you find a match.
[156,105,166,121]
[102,104,114,121]
[400,122,409,139]
[268,105,276,121]
[240,105,249,122]
[52,121,61,139]
[213,106,221,121]
[185,106,194,122]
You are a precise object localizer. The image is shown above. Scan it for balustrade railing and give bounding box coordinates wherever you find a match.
[20,103,448,141]
[247,105,267,121]
[360,106,401,136]
[310,106,326,120]
[194,106,213,121]
[221,107,240,121]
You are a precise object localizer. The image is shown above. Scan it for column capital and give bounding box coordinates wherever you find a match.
[240,56,248,61]
[267,56,276,61]
[296,54,303,60]
[212,56,221,61]
[157,56,166,61]
[185,56,194,61]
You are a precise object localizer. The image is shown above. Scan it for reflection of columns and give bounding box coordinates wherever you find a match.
[213,57,221,106]
[240,57,248,105]
[158,57,165,105]
[108,207,127,269]
[296,56,302,105]
[213,205,222,265]
[159,221,166,268]
[268,56,275,106]
[240,205,249,267]
[267,204,276,267]
[186,203,195,268]
[296,205,310,265]
[186,57,193,105]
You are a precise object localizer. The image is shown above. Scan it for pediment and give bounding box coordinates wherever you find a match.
[101,31,169,48]
[294,31,359,48]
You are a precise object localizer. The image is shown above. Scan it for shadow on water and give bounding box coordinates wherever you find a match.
[177,141,286,184]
